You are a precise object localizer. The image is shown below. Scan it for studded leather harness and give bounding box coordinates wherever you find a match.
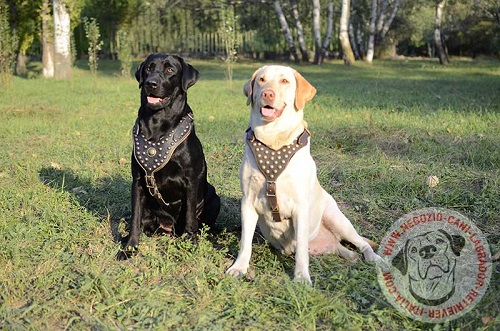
[133,113,193,207]
[246,128,310,222]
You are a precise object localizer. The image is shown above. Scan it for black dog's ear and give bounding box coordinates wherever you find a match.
[392,240,408,275]
[439,229,465,256]
[178,56,199,91]
[135,60,146,88]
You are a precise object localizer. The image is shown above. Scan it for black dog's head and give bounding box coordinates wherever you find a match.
[135,54,199,110]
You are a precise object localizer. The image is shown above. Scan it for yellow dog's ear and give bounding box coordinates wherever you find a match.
[294,71,316,110]
[243,67,263,106]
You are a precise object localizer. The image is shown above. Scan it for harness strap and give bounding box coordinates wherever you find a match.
[133,113,194,207]
[246,128,310,222]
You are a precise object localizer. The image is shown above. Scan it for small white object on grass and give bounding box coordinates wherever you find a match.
[426,175,439,188]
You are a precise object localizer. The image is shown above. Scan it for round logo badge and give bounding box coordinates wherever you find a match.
[377,208,492,323]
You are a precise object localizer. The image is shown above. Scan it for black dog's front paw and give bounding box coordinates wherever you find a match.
[116,246,139,261]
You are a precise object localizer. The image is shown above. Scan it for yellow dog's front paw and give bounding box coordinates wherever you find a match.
[227,265,247,279]
[361,246,381,263]
[293,271,312,286]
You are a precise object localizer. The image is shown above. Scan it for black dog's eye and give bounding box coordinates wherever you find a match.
[165,67,174,74]
[145,65,153,73]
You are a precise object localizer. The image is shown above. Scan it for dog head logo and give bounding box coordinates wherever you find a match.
[377,208,492,323]
[392,229,465,305]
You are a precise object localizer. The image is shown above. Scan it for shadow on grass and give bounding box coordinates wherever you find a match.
[38,166,242,241]
[36,166,302,277]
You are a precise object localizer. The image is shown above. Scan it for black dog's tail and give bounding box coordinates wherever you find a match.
[196,183,220,228]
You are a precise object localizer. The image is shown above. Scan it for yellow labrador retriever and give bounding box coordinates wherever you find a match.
[227,65,380,285]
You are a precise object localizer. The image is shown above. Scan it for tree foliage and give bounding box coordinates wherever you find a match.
[82,16,102,75]
[0,0,18,80]
[0,0,497,77]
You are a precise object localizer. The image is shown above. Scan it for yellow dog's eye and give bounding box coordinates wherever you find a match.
[282,78,289,84]
[258,76,265,82]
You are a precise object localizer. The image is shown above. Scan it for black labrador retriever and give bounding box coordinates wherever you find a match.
[117,53,220,260]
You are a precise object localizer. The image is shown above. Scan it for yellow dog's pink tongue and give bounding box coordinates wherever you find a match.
[147,96,162,104]
[261,106,276,117]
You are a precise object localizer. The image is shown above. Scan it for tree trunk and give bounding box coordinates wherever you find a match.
[380,0,402,41]
[427,42,434,57]
[42,0,54,78]
[274,0,299,62]
[16,51,26,76]
[434,0,449,65]
[366,0,377,63]
[376,0,388,41]
[311,0,322,64]
[53,0,71,79]
[318,0,334,65]
[349,21,359,60]
[289,0,308,62]
[356,21,366,59]
[339,0,355,65]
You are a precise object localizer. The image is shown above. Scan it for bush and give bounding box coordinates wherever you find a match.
[0,1,18,83]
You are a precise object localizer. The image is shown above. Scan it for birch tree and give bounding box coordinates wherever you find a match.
[312,0,322,64]
[319,0,334,64]
[365,0,402,63]
[366,0,378,62]
[378,0,402,42]
[274,0,300,62]
[434,0,449,64]
[53,0,71,79]
[339,0,355,65]
[289,0,308,62]
[42,0,54,78]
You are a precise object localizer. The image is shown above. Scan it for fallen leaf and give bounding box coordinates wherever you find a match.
[50,162,62,170]
[426,175,439,188]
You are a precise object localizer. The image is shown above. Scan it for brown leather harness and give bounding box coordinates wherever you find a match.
[246,128,310,222]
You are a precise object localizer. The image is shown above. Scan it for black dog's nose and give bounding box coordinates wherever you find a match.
[145,80,158,89]
[419,245,437,259]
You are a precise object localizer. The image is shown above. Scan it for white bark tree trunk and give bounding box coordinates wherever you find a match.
[380,0,402,40]
[319,0,334,64]
[53,0,71,79]
[339,0,355,65]
[434,0,449,64]
[312,0,322,64]
[274,0,299,62]
[42,0,54,78]
[376,0,388,38]
[366,0,378,63]
[349,21,359,60]
[290,0,308,62]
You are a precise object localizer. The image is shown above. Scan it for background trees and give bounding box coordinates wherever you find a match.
[0,0,498,78]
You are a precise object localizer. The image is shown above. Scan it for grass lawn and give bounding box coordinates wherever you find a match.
[0,57,498,330]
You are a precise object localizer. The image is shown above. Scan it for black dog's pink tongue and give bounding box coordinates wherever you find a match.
[147,96,162,104]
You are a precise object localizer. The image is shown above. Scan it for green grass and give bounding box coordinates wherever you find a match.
[0,57,498,330]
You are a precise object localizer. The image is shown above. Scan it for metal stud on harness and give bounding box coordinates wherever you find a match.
[246,128,310,222]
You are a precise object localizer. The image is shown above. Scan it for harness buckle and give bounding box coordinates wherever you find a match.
[145,175,156,188]
[266,181,276,197]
